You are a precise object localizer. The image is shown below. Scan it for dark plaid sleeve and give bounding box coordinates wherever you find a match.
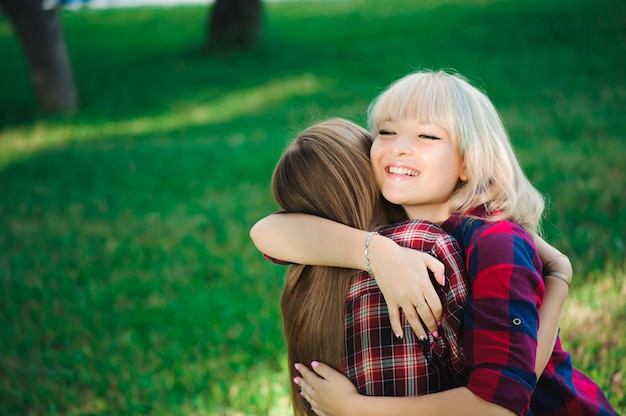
[462,220,544,416]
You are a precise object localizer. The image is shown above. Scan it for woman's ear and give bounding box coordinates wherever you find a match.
[459,161,468,182]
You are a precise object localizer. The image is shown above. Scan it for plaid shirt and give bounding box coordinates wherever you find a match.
[442,214,619,416]
[342,219,469,396]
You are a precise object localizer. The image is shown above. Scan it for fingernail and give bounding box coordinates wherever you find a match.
[441,275,446,285]
[419,335,427,341]
[311,361,319,368]
[437,321,442,327]
[293,377,299,385]
[395,333,403,340]
[433,331,439,339]
[294,363,299,370]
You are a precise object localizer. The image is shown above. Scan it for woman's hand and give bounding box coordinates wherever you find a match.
[294,362,361,416]
[251,213,445,340]
[368,234,445,340]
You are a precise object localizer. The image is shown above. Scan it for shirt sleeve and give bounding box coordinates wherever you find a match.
[262,253,291,265]
[463,221,545,416]
[431,234,470,386]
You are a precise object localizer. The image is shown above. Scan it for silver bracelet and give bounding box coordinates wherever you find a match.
[364,231,377,277]
[545,272,571,288]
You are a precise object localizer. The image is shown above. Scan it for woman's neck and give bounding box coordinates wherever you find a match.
[404,204,452,225]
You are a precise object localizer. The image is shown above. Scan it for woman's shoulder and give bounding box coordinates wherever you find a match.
[444,215,532,248]
[471,219,529,241]
[450,218,542,287]
[463,219,540,275]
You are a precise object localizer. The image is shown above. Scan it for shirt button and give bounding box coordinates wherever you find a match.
[512,317,522,326]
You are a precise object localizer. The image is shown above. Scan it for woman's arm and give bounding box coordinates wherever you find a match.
[250,213,446,338]
[533,235,573,377]
[295,362,514,416]
[250,213,365,268]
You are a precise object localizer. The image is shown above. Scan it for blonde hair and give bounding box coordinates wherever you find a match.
[272,118,404,416]
[368,70,545,232]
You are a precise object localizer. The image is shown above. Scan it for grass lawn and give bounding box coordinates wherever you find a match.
[0,0,624,414]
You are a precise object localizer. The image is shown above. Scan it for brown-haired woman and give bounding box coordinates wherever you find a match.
[272,118,470,415]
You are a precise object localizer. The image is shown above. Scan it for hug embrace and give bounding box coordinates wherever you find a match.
[250,70,619,416]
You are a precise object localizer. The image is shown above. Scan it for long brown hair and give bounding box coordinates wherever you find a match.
[272,118,404,415]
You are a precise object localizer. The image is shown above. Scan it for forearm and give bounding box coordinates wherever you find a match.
[298,362,515,416]
[249,213,369,268]
[348,387,515,416]
[533,234,572,376]
[533,235,573,281]
[535,276,569,376]
[251,213,445,336]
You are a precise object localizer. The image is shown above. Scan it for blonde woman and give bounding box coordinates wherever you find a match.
[252,71,617,415]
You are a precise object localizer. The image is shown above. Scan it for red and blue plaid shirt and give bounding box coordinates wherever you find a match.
[442,214,618,416]
[342,219,470,396]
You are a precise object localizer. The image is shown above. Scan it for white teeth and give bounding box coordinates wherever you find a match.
[388,166,418,176]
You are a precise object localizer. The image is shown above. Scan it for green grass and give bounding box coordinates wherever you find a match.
[0,0,624,414]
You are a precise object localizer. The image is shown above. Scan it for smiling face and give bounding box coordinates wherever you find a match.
[370,119,466,223]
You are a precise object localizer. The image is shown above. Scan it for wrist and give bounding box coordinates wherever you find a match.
[364,233,397,276]
[364,231,378,277]
[344,391,369,416]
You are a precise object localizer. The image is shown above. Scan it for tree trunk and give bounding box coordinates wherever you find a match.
[207,0,262,52]
[0,0,78,112]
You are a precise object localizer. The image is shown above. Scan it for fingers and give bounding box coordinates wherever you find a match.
[418,303,439,336]
[294,376,314,396]
[309,360,332,378]
[424,254,446,286]
[390,291,442,340]
[401,302,428,341]
[296,382,320,415]
[295,362,334,415]
[294,364,318,410]
[406,250,444,322]
[387,303,404,339]
[295,362,325,391]
[371,244,446,339]
[422,284,443,326]
[403,277,443,337]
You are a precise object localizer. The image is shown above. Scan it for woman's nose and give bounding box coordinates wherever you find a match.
[391,134,413,156]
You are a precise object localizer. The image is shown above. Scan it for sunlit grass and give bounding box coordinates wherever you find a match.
[560,265,626,402]
[0,73,326,169]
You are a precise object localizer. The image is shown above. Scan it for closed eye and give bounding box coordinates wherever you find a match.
[419,134,441,140]
[379,129,396,135]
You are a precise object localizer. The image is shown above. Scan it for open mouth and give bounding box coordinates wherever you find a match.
[387,166,419,177]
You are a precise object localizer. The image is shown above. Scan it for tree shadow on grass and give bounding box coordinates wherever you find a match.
[2,0,623,130]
